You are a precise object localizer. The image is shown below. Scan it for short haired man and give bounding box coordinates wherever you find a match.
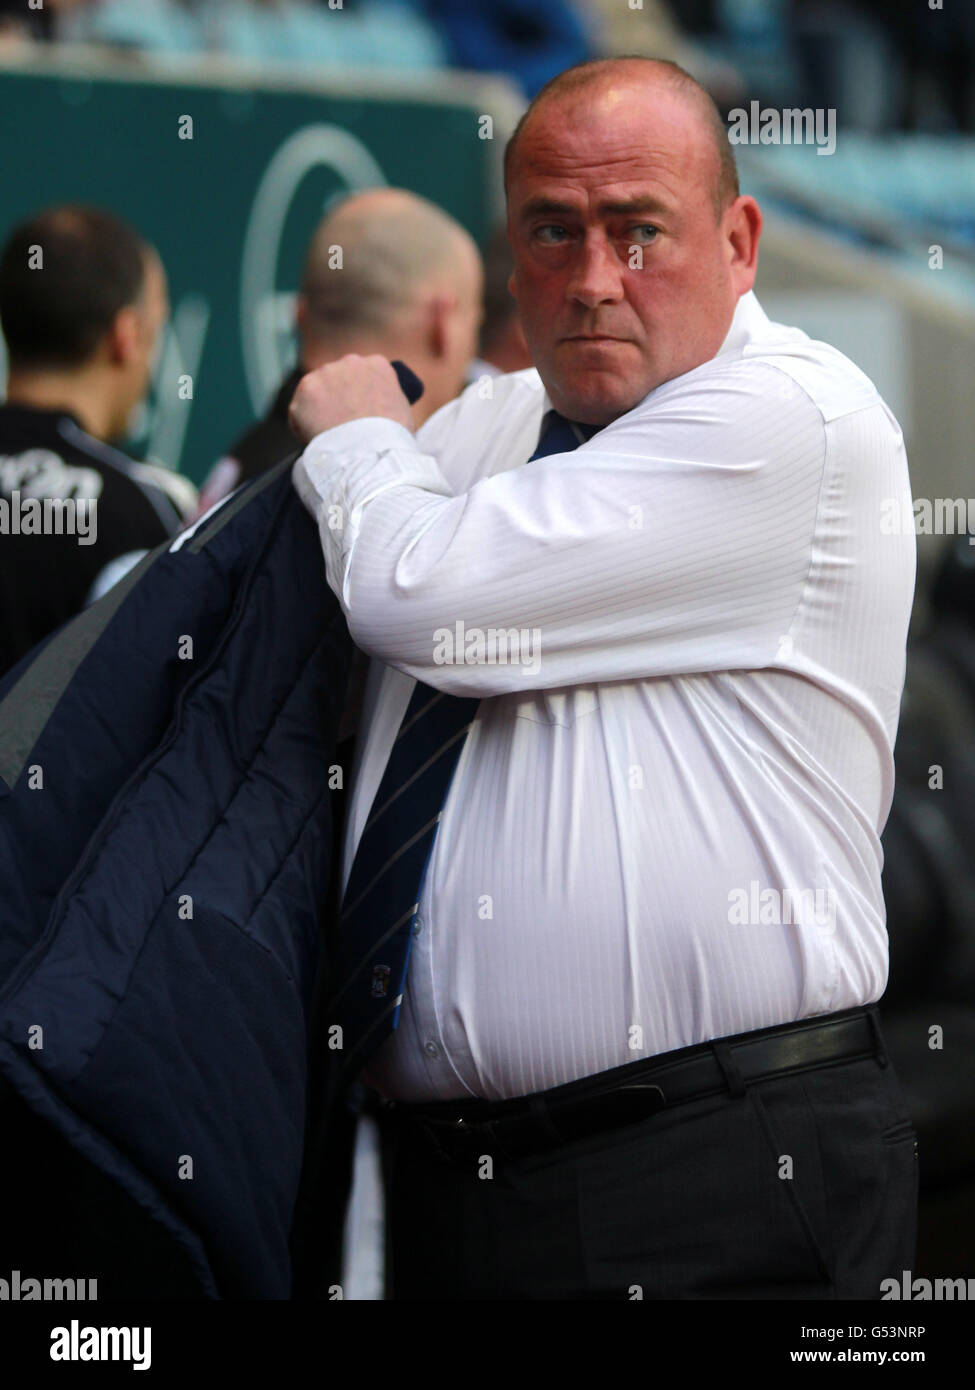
[196,187,483,516]
[0,205,182,676]
[289,58,917,1299]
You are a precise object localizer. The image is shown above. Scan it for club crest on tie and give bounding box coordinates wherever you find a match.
[371,964,390,998]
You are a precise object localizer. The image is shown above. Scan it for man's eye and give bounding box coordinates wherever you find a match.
[534,225,569,244]
[629,225,659,242]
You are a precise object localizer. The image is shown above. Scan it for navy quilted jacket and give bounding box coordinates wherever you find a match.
[0,457,352,1298]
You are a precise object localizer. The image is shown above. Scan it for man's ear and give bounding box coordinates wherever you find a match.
[426,291,455,361]
[105,303,142,366]
[725,195,762,295]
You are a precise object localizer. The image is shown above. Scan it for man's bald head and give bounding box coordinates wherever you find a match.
[503,54,761,425]
[296,187,483,423]
[504,57,738,221]
[299,187,479,345]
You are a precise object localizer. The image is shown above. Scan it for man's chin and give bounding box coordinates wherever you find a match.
[546,377,650,428]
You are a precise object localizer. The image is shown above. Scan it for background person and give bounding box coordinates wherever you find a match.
[196,187,483,517]
[0,205,182,678]
[465,222,534,385]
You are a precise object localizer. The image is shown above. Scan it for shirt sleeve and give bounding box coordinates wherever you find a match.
[291,360,830,695]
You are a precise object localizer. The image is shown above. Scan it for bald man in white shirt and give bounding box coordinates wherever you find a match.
[289,57,918,1300]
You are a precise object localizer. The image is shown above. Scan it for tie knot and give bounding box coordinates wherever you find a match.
[531,410,600,461]
[551,410,601,439]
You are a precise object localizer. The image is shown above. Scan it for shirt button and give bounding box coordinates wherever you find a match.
[424,1040,440,1058]
[412,916,422,937]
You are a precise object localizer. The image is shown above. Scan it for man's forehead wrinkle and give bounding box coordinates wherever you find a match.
[525,145,684,173]
[519,133,690,176]
[519,122,702,189]
[514,155,689,218]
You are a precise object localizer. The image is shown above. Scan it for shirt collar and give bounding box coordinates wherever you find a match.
[0,401,84,431]
[713,289,771,360]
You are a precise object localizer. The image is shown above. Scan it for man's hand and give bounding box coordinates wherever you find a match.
[288,354,416,445]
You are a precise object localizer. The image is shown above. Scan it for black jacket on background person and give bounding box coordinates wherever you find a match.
[232,366,304,485]
[0,403,182,676]
[196,367,304,515]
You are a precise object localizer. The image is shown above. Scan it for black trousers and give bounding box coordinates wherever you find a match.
[377,1035,919,1300]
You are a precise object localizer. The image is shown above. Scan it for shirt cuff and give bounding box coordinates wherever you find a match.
[292,416,447,515]
[302,415,418,469]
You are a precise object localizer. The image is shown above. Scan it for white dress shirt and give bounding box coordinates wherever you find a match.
[292,290,916,1102]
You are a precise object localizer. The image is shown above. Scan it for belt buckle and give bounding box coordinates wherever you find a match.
[598,1080,668,1128]
[621,1081,667,1105]
[553,1079,664,1144]
[540,1079,669,1154]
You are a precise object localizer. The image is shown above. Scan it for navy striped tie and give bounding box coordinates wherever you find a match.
[330,409,595,1077]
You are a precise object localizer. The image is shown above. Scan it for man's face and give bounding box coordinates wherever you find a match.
[507,80,757,426]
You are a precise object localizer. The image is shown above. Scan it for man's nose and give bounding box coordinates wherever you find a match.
[565,234,625,308]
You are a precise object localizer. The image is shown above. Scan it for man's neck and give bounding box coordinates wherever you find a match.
[4,370,113,441]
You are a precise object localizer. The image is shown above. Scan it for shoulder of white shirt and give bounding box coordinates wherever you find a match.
[424,292,902,458]
[666,290,898,435]
[513,292,892,434]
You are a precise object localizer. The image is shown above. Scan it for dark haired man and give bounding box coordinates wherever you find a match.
[0,204,182,677]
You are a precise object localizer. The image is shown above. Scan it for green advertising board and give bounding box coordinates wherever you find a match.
[0,52,521,483]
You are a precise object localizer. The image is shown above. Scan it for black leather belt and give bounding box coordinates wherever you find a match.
[380,1005,887,1166]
